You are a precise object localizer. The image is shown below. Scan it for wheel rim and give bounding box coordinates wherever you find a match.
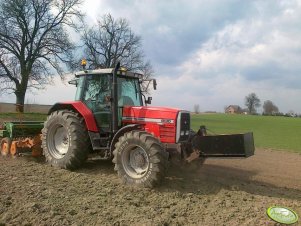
[1,140,9,156]
[121,145,150,179]
[48,124,69,159]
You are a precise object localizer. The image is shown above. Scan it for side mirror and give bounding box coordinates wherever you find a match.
[145,97,152,105]
[68,79,78,87]
[153,79,157,90]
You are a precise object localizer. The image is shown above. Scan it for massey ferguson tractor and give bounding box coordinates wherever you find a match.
[38,61,255,187]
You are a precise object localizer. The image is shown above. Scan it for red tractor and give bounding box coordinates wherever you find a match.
[42,62,254,187]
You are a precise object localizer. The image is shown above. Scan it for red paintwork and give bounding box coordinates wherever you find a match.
[56,101,99,132]
[122,106,180,143]
[50,102,181,143]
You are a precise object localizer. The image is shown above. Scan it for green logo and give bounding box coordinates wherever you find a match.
[267,206,299,224]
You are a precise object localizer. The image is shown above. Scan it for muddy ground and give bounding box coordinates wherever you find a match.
[0,148,300,226]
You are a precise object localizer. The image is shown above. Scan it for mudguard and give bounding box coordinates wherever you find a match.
[110,124,141,153]
[48,101,99,132]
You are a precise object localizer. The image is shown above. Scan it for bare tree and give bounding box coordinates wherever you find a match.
[194,104,200,114]
[0,0,83,112]
[263,100,279,115]
[81,14,153,91]
[245,93,261,114]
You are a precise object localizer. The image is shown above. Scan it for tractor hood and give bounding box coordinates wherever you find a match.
[122,106,182,124]
[122,106,190,144]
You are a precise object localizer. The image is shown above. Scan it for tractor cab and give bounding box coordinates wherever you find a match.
[68,66,156,137]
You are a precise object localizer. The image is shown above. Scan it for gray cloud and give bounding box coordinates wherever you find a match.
[2,0,301,113]
[97,0,258,66]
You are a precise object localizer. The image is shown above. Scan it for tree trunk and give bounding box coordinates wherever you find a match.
[16,66,29,113]
[15,90,26,113]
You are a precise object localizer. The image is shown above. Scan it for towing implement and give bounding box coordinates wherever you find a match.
[0,121,44,157]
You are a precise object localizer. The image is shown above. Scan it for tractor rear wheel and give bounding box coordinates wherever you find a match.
[0,137,11,157]
[42,110,90,170]
[112,130,168,188]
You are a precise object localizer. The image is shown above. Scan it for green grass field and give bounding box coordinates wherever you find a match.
[0,112,47,122]
[1,112,300,153]
[191,113,301,153]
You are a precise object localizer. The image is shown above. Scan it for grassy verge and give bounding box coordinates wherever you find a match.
[191,113,301,153]
[0,112,47,122]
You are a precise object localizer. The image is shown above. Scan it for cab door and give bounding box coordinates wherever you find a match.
[82,74,112,132]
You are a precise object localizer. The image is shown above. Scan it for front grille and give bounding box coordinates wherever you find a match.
[176,111,190,143]
[159,126,175,139]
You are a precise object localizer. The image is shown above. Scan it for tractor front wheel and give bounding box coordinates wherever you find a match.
[42,110,90,170]
[0,137,11,157]
[113,131,168,187]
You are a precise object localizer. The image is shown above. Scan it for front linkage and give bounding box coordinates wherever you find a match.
[181,126,254,163]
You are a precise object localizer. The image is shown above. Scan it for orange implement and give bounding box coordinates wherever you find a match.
[0,137,11,156]
[1,135,42,157]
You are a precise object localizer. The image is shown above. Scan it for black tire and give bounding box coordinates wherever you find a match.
[112,130,168,188]
[0,137,11,157]
[42,110,90,170]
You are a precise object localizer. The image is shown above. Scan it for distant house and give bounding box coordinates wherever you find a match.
[225,105,243,114]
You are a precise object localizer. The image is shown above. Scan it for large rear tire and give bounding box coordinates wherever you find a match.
[112,130,168,188]
[42,110,90,170]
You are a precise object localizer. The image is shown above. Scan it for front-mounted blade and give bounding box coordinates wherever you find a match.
[192,132,255,157]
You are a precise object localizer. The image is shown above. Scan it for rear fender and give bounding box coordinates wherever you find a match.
[48,102,98,132]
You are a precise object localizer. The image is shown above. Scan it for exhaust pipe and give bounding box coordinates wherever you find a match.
[112,62,120,133]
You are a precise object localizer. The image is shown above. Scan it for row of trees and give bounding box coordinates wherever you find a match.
[194,93,286,115]
[245,93,279,115]
[0,0,152,112]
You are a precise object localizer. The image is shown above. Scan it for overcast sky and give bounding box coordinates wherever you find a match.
[1,0,301,113]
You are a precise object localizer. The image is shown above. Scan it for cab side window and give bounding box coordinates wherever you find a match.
[117,78,141,106]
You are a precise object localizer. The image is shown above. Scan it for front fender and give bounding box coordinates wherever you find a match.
[110,124,141,153]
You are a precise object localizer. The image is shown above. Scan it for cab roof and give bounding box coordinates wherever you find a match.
[75,68,143,79]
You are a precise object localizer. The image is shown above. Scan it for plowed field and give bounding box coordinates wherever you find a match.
[0,149,300,225]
